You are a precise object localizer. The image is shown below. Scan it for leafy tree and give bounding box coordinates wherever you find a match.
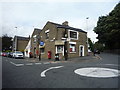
[88,38,94,52]
[94,42,104,52]
[2,34,13,52]
[93,2,120,49]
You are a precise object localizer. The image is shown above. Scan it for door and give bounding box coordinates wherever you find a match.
[79,45,84,56]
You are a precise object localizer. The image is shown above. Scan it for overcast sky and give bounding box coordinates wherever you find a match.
[0,0,119,42]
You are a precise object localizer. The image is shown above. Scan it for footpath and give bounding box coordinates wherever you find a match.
[24,54,101,63]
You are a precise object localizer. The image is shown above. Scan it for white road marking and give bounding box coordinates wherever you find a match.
[26,63,33,66]
[10,61,24,67]
[10,61,17,66]
[74,67,120,78]
[15,64,24,67]
[35,63,42,65]
[43,62,50,64]
[40,66,64,77]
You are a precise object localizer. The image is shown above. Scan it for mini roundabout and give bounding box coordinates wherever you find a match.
[74,64,120,78]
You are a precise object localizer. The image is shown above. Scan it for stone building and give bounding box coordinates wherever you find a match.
[12,36,30,53]
[24,28,41,58]
[39,21,88,60]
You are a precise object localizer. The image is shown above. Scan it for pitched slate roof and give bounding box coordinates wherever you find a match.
[32,28,41,37]
[49,21,87,33]
[15,36,30,40]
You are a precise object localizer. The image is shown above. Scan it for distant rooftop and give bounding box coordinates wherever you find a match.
[15,36,30,40]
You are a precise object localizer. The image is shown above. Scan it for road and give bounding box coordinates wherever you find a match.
[2,53,120,88]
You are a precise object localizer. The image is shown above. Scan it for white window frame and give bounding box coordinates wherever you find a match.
[45,29,50,39]
[56,45,64,56]
[69,43,76,53]
[79,45,84,56]
[45,29,50,33]
[68,30,78,40]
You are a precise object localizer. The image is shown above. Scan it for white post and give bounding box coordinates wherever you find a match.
[15,27,17,53]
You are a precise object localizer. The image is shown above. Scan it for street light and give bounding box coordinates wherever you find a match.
[86,17,89,32]
[15,27,17,53]
[86,17,89,55]
[36,34,41,61]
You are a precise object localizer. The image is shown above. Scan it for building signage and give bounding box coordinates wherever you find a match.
[40,41,44,46]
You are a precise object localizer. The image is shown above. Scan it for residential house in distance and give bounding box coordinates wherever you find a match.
[39,21,88,59]
[12,36,30,54]
[24,28,41,58]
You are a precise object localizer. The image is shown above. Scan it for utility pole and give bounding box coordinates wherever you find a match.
[86,17,89,54]
[37,34,41,61]
[64,28,68,61]
[15,27,17,53]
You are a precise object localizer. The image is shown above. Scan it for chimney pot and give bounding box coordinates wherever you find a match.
[62,21,68,26]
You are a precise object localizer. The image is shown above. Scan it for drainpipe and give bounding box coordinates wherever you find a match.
[64,28,68,60]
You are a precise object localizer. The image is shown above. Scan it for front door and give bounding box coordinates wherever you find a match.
[79,45,84,56]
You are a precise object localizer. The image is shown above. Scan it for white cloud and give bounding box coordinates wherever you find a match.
[0,0,119,2]
[1,1,119,42]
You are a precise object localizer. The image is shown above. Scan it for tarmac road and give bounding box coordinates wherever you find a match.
[2,52,120,88]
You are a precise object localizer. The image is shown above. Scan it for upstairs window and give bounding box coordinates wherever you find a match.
[45,30,50,39]
[46,32,49,39]
[69,30,78,40]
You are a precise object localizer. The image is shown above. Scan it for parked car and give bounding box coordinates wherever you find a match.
[8,52,13,58]
[2,52,7,57]
[13,51,24,59]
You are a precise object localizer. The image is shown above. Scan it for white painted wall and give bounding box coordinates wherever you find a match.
[24,39,31,57]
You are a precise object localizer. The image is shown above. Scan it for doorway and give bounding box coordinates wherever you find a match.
[79,45,84,56]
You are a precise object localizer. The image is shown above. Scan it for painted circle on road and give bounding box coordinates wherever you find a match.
[74,67,120,78]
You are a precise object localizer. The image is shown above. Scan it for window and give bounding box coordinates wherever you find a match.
[46,32,49,39]
[40,48,45,54]
[69,30,78,40]
[57,45,63,53]
[45,29,50,39]
[70,44,76,52]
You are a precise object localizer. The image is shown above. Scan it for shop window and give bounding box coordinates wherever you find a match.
[57,45,63,53]
[40,48,45,54]
[70,44,76,52]
[69,30,78,40]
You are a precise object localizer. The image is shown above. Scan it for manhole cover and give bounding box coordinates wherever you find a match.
[74,67,120,78]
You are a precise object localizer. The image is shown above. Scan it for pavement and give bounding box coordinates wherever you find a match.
[23,54,100,63]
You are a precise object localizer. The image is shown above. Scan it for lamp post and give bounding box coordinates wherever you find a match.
[15,27,17,53]
[86,17,89,55]
[86,17,89,32]
[36,34,41,61]
[64,28,68,61]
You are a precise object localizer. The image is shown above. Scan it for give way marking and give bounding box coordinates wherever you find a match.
[40,66,64,77]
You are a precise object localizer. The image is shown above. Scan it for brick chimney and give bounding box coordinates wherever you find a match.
[62,21,68,26]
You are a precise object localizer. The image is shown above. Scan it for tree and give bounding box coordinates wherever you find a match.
[94,42,104,52]
[2,34,13,52]
[93,2,120,49]
[88,38,94,52]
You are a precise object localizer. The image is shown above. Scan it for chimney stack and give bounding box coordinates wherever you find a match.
[62,21,68,26]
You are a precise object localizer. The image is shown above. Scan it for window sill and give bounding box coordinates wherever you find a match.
[56,52,63,53]
[70,38,78,40]
[70,52,76,53]
[41,53,45,54]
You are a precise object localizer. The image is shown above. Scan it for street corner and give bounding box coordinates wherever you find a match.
[94,54,102,60]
